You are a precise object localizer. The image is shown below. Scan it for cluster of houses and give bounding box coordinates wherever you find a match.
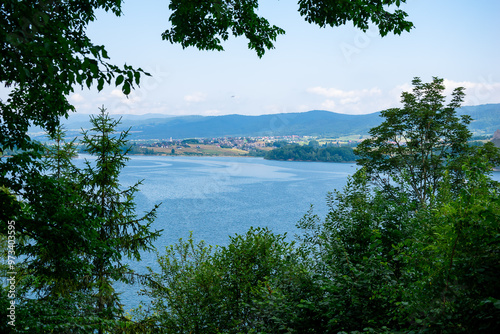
[135,135,302,151]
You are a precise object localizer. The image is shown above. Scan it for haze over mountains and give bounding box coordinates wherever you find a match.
[53,103,500,140]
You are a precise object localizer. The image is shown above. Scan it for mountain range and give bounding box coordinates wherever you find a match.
[50,103,500,140]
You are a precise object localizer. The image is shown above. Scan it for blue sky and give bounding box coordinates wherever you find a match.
[68,0,500,116]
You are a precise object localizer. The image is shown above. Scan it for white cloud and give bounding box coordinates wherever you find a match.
[305,78,500,115]
[307,86,382,106]
[443,79,500,106]
[69,93,85,103]
[307,86,382,100]
[184,92,207,103]
[307,86,384,114]
[110,89,126,98]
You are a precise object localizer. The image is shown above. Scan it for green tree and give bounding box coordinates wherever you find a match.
[2,110,162,333]
[165,0,413,57]
[404,155,500,333]
[141,227,315,333]
[0,0,148,226]
[293,79,500,333]
[78,107,162,333]
[297,170,417,332]
[355,77,473,206]
[5,126,103,333]
[308,140,320,148]
[11,126,94,296]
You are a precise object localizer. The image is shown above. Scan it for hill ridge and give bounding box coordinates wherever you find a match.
[52,103,500,140]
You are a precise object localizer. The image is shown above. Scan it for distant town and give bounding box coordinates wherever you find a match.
[126,135,362,157]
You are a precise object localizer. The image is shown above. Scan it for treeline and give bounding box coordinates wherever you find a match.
[265,143,357,162]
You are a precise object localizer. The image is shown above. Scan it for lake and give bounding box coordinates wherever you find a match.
[73,155,500,309]
[116,156,357,247]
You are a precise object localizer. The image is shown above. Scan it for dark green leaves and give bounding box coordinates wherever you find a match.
[163,0,285,57]
[122,80,131,95]
[143,227,315,333]
[164,0,413,57]
[297,0,414,36]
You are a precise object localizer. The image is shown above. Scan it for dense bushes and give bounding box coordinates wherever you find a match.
[139,228,317,333]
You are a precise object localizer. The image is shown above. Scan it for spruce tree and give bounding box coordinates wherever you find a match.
[6,109,162,333]
[79,107,162,332]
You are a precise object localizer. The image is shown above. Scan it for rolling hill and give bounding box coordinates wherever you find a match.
[46,103,500,140]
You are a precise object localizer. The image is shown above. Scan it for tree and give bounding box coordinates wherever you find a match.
[3,110,163,333]
[4,126,103,333]
[401,154,500,332]
[293,80,500,333]
[296,170,417,332]
[78,107,162,333]
[0,0,148,225]
[355,77,473,206]
[12,126,98,299]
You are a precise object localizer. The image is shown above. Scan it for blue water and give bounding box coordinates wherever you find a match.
[73,155,500,310]
[117,156,356,247]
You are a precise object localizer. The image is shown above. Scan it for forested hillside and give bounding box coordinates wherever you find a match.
[51,103,500,141]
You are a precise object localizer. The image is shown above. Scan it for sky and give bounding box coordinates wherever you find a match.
[66,1,500,116]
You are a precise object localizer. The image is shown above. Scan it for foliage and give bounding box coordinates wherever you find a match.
[0,0,149,228]
[141,227,317,333]
[1,110,162,333]
[181,138,200,145]
[271,140,291,148]
[10,127,98,300]
[128,143,158,155]
[296,170,418,332]
[290,149,500,333]
[165,0,413,57]
[355,77,473,206]
[405,157,500,333]
[265,143,357,162]
[298,0,413,36]
[77,107,162,332]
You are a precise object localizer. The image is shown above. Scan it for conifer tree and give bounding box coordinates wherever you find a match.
[79,107,162,332]
[4,109,162,333]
